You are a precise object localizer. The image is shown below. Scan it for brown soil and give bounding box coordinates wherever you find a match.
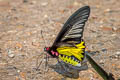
[0,0,120,80]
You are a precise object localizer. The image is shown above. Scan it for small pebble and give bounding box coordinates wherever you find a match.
[111,34,117,36]
[97,42,104,46]
[23,41,26,43]
[17,70,21,73]
[109,52,120,60]
[112,27,117,31]
[52,35,55,37]
[41,2,48,6]
[99,61,104,66]
[32,39,36,42]
[7,49,15,58]
[100,25,103,28]
[30,1,36,4]
[35,24,39,27]
[73,1,79,6]
[116,52,120,55]
[44,14,48,18]
[101,48,107,53]
[104,8,111,13]
[8,54,15,58]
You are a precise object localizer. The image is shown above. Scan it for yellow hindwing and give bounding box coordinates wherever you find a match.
[57,41,85,66]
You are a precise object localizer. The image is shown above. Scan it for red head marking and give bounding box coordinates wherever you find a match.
[46,47,49,51]
[44,47,50,51]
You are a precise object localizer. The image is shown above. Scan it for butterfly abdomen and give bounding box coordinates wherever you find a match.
[59,54,81,66]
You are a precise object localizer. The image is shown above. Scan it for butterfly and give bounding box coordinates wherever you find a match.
[44,6,90,67]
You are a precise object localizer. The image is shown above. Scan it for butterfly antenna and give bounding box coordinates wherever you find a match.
[35,30,47,71]
[41,30,49,71]
[41,30,47,47]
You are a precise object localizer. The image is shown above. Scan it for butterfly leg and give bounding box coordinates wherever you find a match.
[44,54,50,72]
[35,52,44,71]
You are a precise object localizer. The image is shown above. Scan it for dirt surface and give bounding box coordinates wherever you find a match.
[0,0,120,80]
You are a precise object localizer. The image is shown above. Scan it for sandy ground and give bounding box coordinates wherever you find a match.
[0,0,120,80]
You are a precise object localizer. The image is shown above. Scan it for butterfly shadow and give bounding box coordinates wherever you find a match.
[48,60,88,79]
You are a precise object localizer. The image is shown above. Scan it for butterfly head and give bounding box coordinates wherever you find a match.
[44,47,59,57]
[44,47,50,52]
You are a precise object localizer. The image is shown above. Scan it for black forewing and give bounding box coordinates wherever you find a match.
[52,6,90,48]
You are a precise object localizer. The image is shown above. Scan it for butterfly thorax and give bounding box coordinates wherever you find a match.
[44,47,59,58]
